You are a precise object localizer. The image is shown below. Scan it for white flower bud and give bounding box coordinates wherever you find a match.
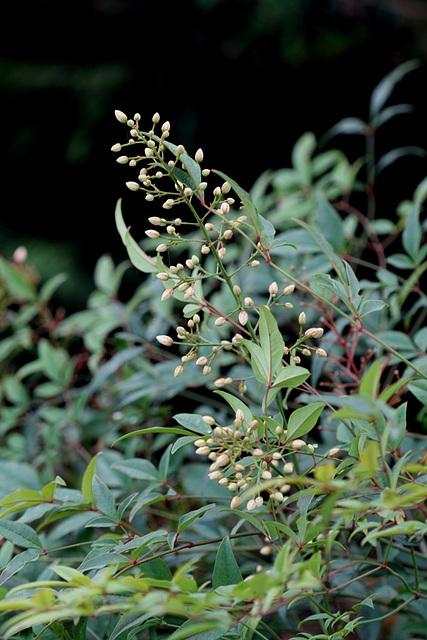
[209,470,223,480]
[221,202,230,214]
[327,447,341,458]
[116,156,129,164]
[111,143,122,152]
[283,462,294,474]
[255,496,264,507]
[203,365,212,376]
[195,148,204,163]
[161,288,174,301]
[253,448,264,457]
[215,316,227,327]
[196,356,208,366]
[145,229,160,239]
[247,499,256,512]
[251,260,260,268]
[13,246,27,263]
[202,415,215,426]
[201,244,210,254]
[174,365,184,377]
[262,470,272,480]
[304,328,324,339]
[156,243,168,252]
[198,181,208,191]
[268,282,278,296]
[260,545,272,556]
[223,229,233,240]
[283,284,295,296]
[163,199,175,209]
[291,439,307,449]
[115,110,127,123]
[152,112,160,123]
[195,446,210,455]
[161,121,170,132]
[316,348,328,357]
[239,310,248,326]
[230,496,243,509]
[148,216,164,226]
[221,181,231,193]
[216,453,230,467]
[156,335,173,346]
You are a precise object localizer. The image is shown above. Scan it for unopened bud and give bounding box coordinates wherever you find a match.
[174,365,184,377]
[111,143,122,152]
[298,312,307,326]
[304,328,324,339]
[145,229,160,239]
[291,439,307,449]
[230,496,243,509]
[327,447,341,458]
[268,282,278,296]
[156,335,173,347]
[239,310,248,326]
[114,110,127,123]
[316,348,328,357]
[195,148,204,163]
[215,316,227,327]
[283,285,295,295]
[161,288,174,301]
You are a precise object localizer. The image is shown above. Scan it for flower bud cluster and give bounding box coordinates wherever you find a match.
[190,412,305,512]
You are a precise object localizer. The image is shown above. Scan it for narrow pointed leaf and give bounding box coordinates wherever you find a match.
[287,402,325,440]
[115,199,157,273]
[212,536,243,588]
[177,504,216,534]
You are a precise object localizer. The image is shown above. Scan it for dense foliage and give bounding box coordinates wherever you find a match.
[0,61,426,640]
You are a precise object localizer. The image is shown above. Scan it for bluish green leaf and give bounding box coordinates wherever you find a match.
[369,59,420,118]
[115,199,157,273]
[177,504,216,534]
[0,549,40,586]
[402,201,422,261]
[316,193,345,253]
[286,402,325,440]
[0,520,43,550]
[112,459,160,482]
[92,475,117,520]
[174,413,213,436]
[212,536,242,589]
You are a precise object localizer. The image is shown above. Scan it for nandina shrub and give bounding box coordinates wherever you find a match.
[0,60,426,640]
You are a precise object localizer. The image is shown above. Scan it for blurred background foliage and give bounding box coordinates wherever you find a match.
[1,0,427,309]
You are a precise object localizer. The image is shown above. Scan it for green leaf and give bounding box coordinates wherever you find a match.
[113,426,197,446]
[115,199,157,273]
[0,257,37,301]
[91,475,117,520]
[81,452,102,504]
[316,192,345,253]
[212,536,243,588]
[211,169,261,238]
[286,402,325,440]
[291,131,316,186]
[376,146,425,176]
[214,391,253,425]
[177,504,216,534]
[0,520,43,550]
[369,59,420,118]
[0,549,40,587]
[258,304,284,381]
[238,339,269,384]
[112,459,161,482]
[402,200,422,261]
[167,619,229,640]
[174,413,213,436]
[359,359,383,400]
[163,140,201,190]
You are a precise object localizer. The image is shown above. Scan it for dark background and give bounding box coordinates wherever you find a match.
[1,0,427,308]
